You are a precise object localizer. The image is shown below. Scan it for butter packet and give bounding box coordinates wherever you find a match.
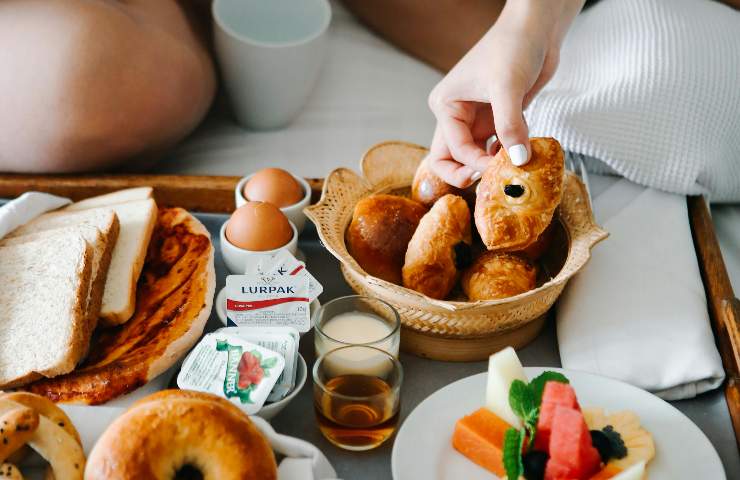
[177,332,285,415]
[225,273,311,332]
[255,250,323,302]
[215,326,299,402]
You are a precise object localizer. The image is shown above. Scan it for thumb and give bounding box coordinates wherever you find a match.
[490,90,530,166]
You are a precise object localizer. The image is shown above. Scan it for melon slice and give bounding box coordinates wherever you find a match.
[607,461,645,480]
[452,408,510,477]
[485,347,528,428]
[536,381,581,451]
[590,464,623,479]
[544,406,601,480]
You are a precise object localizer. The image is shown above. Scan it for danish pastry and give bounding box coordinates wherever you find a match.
[474,137,564,251]
[346,194,427,284]
[402,194,472,299]
[412,157,477,207]
[461,252,537,301]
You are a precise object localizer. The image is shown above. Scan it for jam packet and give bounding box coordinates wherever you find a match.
[177,332,285,415]
[216,326,299,402]
[225,272,311,332]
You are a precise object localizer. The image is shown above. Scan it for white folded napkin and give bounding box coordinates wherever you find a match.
[0,191,70,239]
[250,416,339,480]
[556,176,725,400]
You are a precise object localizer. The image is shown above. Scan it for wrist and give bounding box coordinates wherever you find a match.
[500,0,585,44]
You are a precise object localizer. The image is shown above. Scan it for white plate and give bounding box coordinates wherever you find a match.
[392,367,725,480]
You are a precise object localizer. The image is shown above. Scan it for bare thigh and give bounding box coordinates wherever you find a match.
[0,0,216,172]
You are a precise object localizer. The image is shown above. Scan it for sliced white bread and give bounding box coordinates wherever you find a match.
[62,187,153,212]
[1,212,119,346]
[95,198,157,325]
[0,233,93,388]
[9,199,157,326]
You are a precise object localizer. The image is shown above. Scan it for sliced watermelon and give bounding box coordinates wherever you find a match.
[544,406,601,480]
[535,381,581,451]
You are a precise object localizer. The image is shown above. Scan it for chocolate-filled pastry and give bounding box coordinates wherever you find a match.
[519,219,556,261]
[475,137,564,251]
[412,157,477,208]
[462,252,537,301]
[402,194,472,299]
[346,194,427,284]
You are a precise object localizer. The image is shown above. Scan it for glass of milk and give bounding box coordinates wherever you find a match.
[314,296,400,358]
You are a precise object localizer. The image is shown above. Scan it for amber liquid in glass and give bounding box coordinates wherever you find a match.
[315,374,399,450]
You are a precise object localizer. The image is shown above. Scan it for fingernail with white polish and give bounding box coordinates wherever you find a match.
[508,144,529,166]
[470,171,482,182]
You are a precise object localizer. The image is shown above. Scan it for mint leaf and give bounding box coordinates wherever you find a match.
[509,379,536,422]
[529,371,570,404]
[503,428,525,480]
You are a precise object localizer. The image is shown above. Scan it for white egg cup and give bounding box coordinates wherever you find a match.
[219,219,298,274]
[235,173,311,234]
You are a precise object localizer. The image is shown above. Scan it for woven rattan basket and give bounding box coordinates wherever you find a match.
[305,141,608,361]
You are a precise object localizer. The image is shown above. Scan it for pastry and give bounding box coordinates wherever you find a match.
[0,406,39,462]
[346,194,427,284]
[402,194,472,299]
[474,137,564,251]
[462,252,537,301]
[412,157,476,207]
[518,219,556,261]
[85,390,277,480]
[0,396,86,480]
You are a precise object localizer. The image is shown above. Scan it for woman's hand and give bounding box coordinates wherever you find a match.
[427,0,584,187]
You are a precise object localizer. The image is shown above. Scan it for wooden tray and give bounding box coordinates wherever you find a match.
[0,174,737,448]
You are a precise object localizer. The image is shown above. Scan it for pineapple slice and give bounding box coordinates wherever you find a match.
[583,407,656,471]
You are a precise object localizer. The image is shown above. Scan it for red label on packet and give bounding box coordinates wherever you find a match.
[225,273,311,332]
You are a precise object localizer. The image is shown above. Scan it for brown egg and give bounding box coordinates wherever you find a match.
[244,168,304,207]
[226,201,293,251]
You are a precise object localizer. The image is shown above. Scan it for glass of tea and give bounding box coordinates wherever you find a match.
[313,345,403,451]
[314,295,400,359]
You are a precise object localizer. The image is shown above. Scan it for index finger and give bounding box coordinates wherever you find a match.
[435,102,492,173]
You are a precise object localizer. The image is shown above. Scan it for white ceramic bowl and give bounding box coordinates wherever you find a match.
[219,219,298,274]
[256,353,307,421]
[235,173,311,234]
[215,286,320,331]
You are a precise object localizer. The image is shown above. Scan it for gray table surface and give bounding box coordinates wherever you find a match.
[195,213,740,480]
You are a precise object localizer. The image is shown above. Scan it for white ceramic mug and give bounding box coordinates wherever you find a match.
[235,173,311,234]
[212,0,332,130]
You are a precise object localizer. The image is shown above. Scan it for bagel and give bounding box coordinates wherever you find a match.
[0,399,84,480]
[0,407,38,462]
[474,137,564,251]
[0,463,23,480]
[85,390,277,480]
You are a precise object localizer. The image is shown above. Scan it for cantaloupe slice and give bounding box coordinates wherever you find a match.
[452,408,511,476]
[591,464,623,479]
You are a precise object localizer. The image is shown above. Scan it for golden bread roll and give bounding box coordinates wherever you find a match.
[412,157,477,207]
[346,194,427,284]
[85,390,277,480]
[462,252,537,301]
[475,137,564,251]
[402,194,472,299]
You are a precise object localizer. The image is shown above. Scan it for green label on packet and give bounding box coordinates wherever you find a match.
[217,339,279,404]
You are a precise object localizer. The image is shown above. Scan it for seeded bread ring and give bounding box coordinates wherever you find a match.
[0,463,23,480]
[0,400,84,480]
[85,391,277,480]
[0,407,39,463]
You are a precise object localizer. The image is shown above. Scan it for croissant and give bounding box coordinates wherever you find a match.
[346,194,427,284]
[474,137,564,251]
[461,252,537,301]
[402,194,472,299]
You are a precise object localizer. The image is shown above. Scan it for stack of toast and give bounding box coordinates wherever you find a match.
[0,188,158,388]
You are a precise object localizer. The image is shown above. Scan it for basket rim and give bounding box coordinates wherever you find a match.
[305,140,608,312]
